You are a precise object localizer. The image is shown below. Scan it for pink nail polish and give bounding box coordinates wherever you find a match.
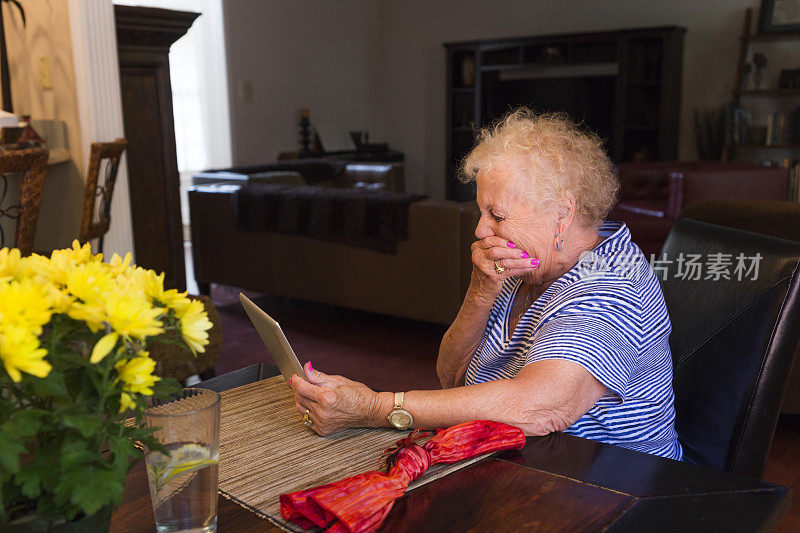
[520,251,529,259]
[308,361,313,371]
[506,241,516,248]
[289,376,293,384]
[531,259,540,267]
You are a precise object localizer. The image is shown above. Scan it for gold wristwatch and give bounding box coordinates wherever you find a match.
[387,391,413,430]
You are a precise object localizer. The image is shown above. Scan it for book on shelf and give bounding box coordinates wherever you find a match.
[724,103,751,145]
[786,158,800,203]
[765,110,799,147]
[793,106,800,145]
[777,114,788,146]
[766,114,775,146]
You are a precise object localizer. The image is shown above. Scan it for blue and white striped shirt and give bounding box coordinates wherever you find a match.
[465,222,682,460]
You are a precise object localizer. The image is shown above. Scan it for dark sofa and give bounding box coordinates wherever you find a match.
[610,161,790,257]
[188,162,479,325]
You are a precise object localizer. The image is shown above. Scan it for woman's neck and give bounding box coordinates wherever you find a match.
[523,224,601,292]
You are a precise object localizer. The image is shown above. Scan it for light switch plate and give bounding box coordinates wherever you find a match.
[238,79,252,103]
[37,57,52,90]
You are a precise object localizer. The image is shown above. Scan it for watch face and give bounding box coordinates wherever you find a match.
[389,410,412,429]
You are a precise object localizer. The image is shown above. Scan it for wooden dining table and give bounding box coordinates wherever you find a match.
[111,369,791,532]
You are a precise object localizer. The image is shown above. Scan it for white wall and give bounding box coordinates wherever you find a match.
[222,1,383,165]
[223,0,762,198]
[4,0,85,250]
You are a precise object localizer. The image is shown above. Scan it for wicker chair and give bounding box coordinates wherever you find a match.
[0,147,49,256]
[79,139,127,253]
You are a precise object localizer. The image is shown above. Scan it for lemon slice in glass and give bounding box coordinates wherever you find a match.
[146,443,219,497]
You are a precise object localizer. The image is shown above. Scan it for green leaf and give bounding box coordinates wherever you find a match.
[59,439,95,471]
[153,376,182,397]
[4,409,46,437]
[107,433,138,473]
[0,432,26,474]
[62,412,101,439]
[57,465,124,516]
[121,424,162,454]
[29,369,69,399]
[14,464,42,499]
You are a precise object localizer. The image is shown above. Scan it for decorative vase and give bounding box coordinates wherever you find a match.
[17,115,45,148]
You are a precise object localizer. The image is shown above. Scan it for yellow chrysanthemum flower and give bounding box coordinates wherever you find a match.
[65,240,99,265]
[66,261,113,305]
[25,252,63,285]
[67,301,106,332]
[104,290,165,340]
[0,278,54,334]
[0,247,23,281]
[0,325,51,382]
[169,292,198,318]
[140,269,190,310]
[178,299,212,355]
[115,352,159,396]
[43,282,75,314]
[141,269,164,301]
[90,332,119,364]
[28,241,98,287]
[119,392,136,413]
[108,252,133,276]
[161,289,189,310]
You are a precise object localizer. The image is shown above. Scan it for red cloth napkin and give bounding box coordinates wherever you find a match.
[279,420,526,532]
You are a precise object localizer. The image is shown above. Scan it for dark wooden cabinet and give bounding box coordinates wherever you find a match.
[445,27,685,201]
[115,6,199,290]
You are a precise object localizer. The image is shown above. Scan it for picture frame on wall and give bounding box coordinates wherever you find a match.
[758,0,800,34]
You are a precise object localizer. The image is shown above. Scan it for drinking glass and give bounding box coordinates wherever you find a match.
[143,388,221,533]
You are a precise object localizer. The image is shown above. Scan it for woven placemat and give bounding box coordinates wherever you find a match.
[218,376,491,532]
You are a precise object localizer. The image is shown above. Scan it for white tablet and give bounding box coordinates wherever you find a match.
[239,293,306,383]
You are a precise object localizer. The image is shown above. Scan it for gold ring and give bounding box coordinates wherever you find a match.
[494,260,506,274]
[303,409,313,428]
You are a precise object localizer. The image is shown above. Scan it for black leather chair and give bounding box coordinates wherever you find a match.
[660,218,800,479]
[677,199,800,415]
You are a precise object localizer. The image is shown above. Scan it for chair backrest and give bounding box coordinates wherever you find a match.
[678,199,800,415]
[661,218,800,478]
[79,138,127,251]
[679,199,800,244]
[0,147,49,256]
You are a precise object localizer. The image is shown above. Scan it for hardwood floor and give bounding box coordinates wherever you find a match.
[764,414,800,532]
[207,284,799,530]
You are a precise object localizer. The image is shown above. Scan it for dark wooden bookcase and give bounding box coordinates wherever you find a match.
[724,8,800,171]
[444,27,685,201]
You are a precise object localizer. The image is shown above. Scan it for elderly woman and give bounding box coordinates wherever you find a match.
[290,108,682,460]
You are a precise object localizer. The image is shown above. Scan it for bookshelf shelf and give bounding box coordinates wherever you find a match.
[727,7,800,196]
[744,32,800,43]
[738,89,800,97]
[728,143,800,150]
[626,125,660,131]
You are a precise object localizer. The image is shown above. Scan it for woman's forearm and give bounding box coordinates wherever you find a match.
[436,288,494,388]
[373,360,606,436]
[371,381,524,431]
